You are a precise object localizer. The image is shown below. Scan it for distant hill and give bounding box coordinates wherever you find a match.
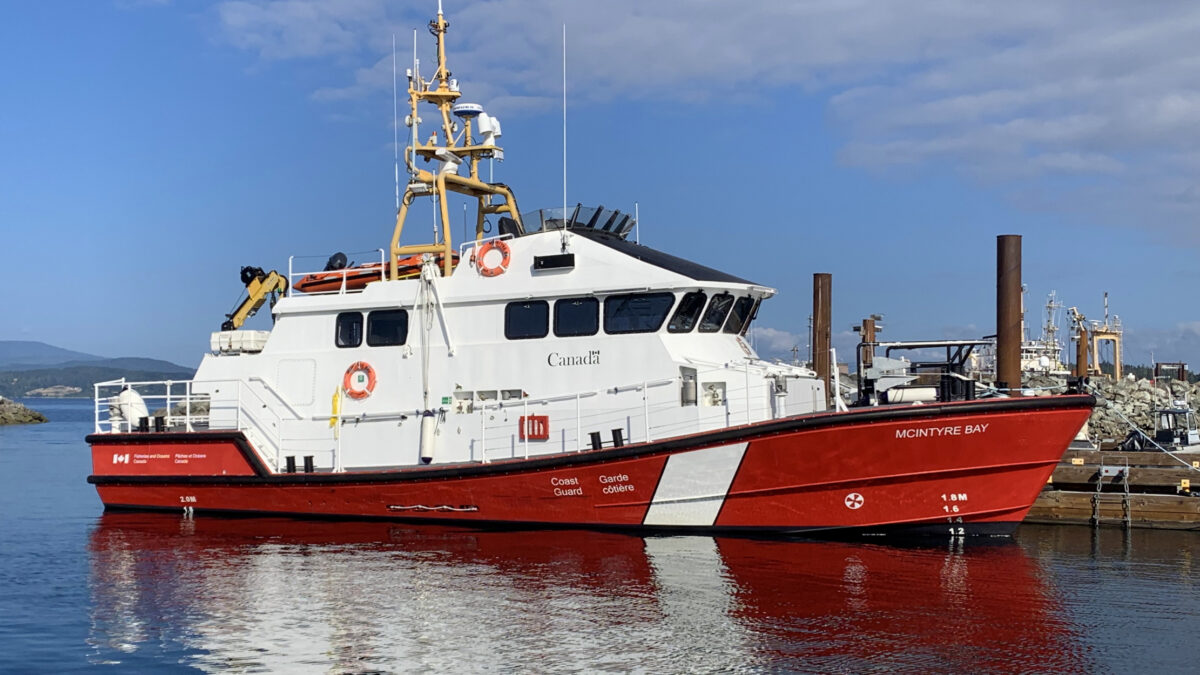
[56,357,192,374]
[0,341,194,398]
[0,341,103,369]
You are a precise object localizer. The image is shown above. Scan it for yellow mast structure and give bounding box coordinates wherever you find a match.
[390,6,523,278]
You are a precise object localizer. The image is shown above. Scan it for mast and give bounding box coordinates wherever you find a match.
[389,6,523,278]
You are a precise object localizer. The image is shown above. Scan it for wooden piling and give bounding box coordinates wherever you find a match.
[813,273,832,408]
[996,235,1021,392]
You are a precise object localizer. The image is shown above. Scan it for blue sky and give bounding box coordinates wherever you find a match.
[3,1,1200,368]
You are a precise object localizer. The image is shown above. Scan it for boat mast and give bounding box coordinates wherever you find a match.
[390,5,522,278]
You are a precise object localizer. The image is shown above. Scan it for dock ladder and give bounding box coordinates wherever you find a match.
[1091,455,1131,528]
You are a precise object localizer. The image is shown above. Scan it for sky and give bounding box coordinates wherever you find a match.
[3,0,1200,368]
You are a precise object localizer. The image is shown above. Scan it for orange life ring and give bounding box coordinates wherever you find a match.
[343,361,377,400]
[476,240,511,277]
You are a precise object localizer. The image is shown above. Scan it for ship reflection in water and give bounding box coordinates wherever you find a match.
[87,515,1085,672]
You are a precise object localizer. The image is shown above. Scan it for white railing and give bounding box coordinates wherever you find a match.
[287,248,386,296]
[458,233,514,261]
[93,379,211,434]
[93,377,312,473]
[94,360,807,470]
[468,365,786,463]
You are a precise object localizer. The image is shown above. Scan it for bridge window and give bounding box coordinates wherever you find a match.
[698,293,733,333]
[668,291,707,333]
[367,309,409,346]
[335,312,363,348]
[604,293,675,334]
[741,297,761,336]
[506,301,549,340]
[554,297,599,337]
[723,296,756,334]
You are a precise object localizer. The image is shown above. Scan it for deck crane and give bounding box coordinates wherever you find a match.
[221,266,288,331]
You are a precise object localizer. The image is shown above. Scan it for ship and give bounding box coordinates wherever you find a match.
[86,7,1094,538]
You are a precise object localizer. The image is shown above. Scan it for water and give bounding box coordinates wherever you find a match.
[1,399,1197,673]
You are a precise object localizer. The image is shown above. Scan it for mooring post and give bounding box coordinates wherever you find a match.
[1074,324,1089,378]
[813,273,832,408]
[996,235,1022,394]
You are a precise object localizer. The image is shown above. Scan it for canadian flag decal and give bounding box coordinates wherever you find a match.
[112,453,130,464]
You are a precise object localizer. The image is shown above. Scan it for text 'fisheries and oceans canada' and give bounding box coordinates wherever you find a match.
[895,424,989,439]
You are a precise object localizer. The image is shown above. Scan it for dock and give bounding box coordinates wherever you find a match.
[1027,448,1200,530]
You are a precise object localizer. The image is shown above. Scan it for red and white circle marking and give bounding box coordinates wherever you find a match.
[844,492,864,510]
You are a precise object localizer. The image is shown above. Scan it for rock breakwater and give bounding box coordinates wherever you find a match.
[1023,374,1198,442]
[0,396,48,425]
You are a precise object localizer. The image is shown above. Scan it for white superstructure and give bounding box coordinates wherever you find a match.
[181,218,824,473]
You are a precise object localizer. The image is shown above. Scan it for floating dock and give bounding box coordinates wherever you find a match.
[1027,448,1200,530]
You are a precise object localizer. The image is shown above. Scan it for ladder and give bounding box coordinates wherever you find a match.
[1091,455,1131,528]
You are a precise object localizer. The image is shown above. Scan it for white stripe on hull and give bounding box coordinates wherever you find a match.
[643,442,748,526]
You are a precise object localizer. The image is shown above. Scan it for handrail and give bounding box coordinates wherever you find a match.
[247,377,303,419]
[457,232,514,259]
[94,366,795,468]
[286,248,387,297]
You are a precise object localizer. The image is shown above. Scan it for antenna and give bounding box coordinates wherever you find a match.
[562,23,567,223]
[634,202,640,244]
[411,29,419,176]
[392,34,400,211]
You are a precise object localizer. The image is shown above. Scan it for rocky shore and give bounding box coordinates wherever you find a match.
[1023,374,1199,442]
[0,396,48,425]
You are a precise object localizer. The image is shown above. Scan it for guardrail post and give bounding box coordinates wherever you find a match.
[523,399,529,459]
[480,405,488,463]
[744,363,752,426]
[643,382,650,442]
[575,394,581,452]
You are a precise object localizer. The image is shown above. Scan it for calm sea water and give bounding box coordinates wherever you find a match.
[1,398,1196,673]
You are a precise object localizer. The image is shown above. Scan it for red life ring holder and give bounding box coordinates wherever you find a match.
[476,240,511,277]
[343,361,377,400]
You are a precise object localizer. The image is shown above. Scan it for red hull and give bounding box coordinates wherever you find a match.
[88,396,1093,537]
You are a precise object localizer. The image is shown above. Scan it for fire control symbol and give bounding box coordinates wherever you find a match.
[844,493,864,510]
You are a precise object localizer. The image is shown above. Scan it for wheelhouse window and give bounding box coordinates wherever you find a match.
[554,297,599,337]
[698,293,734,333]
[667,291,707,333]
[604,293,675,334]
[505,301,549,340]
[335,312,363,348]
[740,297,761,336]
[367,309,408,346]
[723,296,756,334]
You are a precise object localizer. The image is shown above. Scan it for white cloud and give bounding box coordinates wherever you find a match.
[212,1,1200,228]
[1123,322,1200,366]
[752,326,804,356]
[752,326,860,369]
[216,0,389,60]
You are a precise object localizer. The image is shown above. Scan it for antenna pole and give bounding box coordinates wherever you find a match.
[634,202,640,245]
[411,30,419,176]
[562,23,567,222]
[392,34,400,211]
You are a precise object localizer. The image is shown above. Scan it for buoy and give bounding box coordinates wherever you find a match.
[419,410,437,464]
